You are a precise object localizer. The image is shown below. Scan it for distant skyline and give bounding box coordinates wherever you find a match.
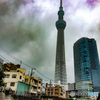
[0,0,100,83]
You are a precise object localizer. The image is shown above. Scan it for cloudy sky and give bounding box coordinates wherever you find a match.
[0,0,100,83]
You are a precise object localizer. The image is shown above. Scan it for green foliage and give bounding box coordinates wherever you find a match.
[74,95,82,98]
[69,95,73,99]
[0,70,5,86]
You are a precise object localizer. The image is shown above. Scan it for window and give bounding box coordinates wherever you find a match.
[61,89,63,92]
[38,87,40,89]
[19,76,22,79]
[48,89,50,91]
[55,89,58,91]
[12,74,17,78]
[23,73,25,76]
[51,89,53,91]
[5,74,10,78]
[17,70,19,72]
[10,82,15,86]
[55,92,58,94]
[25,79,28,82]
[33,88,37,91]
[51,92,53,95]
[39,81,41,83]
[48,92,50,95]
[60,93,63,95]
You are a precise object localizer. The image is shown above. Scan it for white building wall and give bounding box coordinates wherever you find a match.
[4,71,24,92]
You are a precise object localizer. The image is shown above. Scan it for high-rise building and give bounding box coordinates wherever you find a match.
[54,0,67,85]
[74,37,100,92]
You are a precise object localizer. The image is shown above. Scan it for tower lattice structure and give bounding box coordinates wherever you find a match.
[54,0,67,85]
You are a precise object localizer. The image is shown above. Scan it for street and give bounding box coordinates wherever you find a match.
[0,92,14,100]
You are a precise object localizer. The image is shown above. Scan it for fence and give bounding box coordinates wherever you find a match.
[16,91,29,96]
[12,94,39,100]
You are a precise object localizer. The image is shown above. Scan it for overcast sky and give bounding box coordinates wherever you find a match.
[0,0,100,83]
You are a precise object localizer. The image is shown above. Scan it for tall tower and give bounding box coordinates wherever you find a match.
[54,0,67,85]
[74,37,100,92]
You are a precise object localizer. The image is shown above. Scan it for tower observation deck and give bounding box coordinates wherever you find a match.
[54,0,67,85]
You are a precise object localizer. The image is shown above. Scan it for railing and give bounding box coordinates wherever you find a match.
[12,94,40,100]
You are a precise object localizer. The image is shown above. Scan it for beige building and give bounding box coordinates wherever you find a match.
[25,75,42,95]
[4,68,26,93]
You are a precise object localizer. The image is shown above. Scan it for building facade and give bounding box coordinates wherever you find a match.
[16,81,31,95]
[4,68,26,93]
[45,85,65,98]
[42,81,68,96]
[54,0,67,85]
[67,83,76,97]
[4,67,42,95]
[74,37,100,93]
[25,75,42,96]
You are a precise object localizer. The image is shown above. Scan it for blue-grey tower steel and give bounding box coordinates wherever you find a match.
[74,37,100,92]
[54,0,67,85]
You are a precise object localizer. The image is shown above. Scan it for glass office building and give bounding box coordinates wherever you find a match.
[74,37,100,92]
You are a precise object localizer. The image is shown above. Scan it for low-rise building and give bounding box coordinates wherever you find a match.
[3,63,20,71]
[42,81,68,98]
[68,83,76,97]
[45,85,65,98]
[16,81,31,95]
[24,75,42,96]
[4,68,26,93]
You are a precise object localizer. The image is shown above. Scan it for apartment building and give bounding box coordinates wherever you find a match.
[4,68,26,93]
[45,85,65,98]
[24,75,42,96]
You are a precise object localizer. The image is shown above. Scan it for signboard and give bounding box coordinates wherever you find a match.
[88,92,99,99]
[88,92,98,96]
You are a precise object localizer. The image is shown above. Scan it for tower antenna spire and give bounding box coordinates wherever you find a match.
[60,0,63,9]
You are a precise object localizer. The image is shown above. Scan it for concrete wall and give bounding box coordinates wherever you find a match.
[41,97,67,100]
[41,98,54,100]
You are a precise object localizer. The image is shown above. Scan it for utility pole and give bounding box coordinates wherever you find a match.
[27,68,34,94]
[50,80,52,87]
[30,68,33,76]
[20,61,22,67]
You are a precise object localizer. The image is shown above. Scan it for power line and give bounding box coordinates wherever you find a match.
[36,69,53,81]
[0,48,53,81]
[0,55,10,63]
[0,49,21,63]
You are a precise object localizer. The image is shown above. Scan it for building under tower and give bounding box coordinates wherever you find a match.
[54,0,67,85]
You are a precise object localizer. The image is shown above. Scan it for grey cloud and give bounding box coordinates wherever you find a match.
[0,0,100,83]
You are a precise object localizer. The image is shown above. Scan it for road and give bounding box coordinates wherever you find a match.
[0,92,14,100]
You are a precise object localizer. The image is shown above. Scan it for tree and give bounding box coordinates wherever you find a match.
[0,70,5,86]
